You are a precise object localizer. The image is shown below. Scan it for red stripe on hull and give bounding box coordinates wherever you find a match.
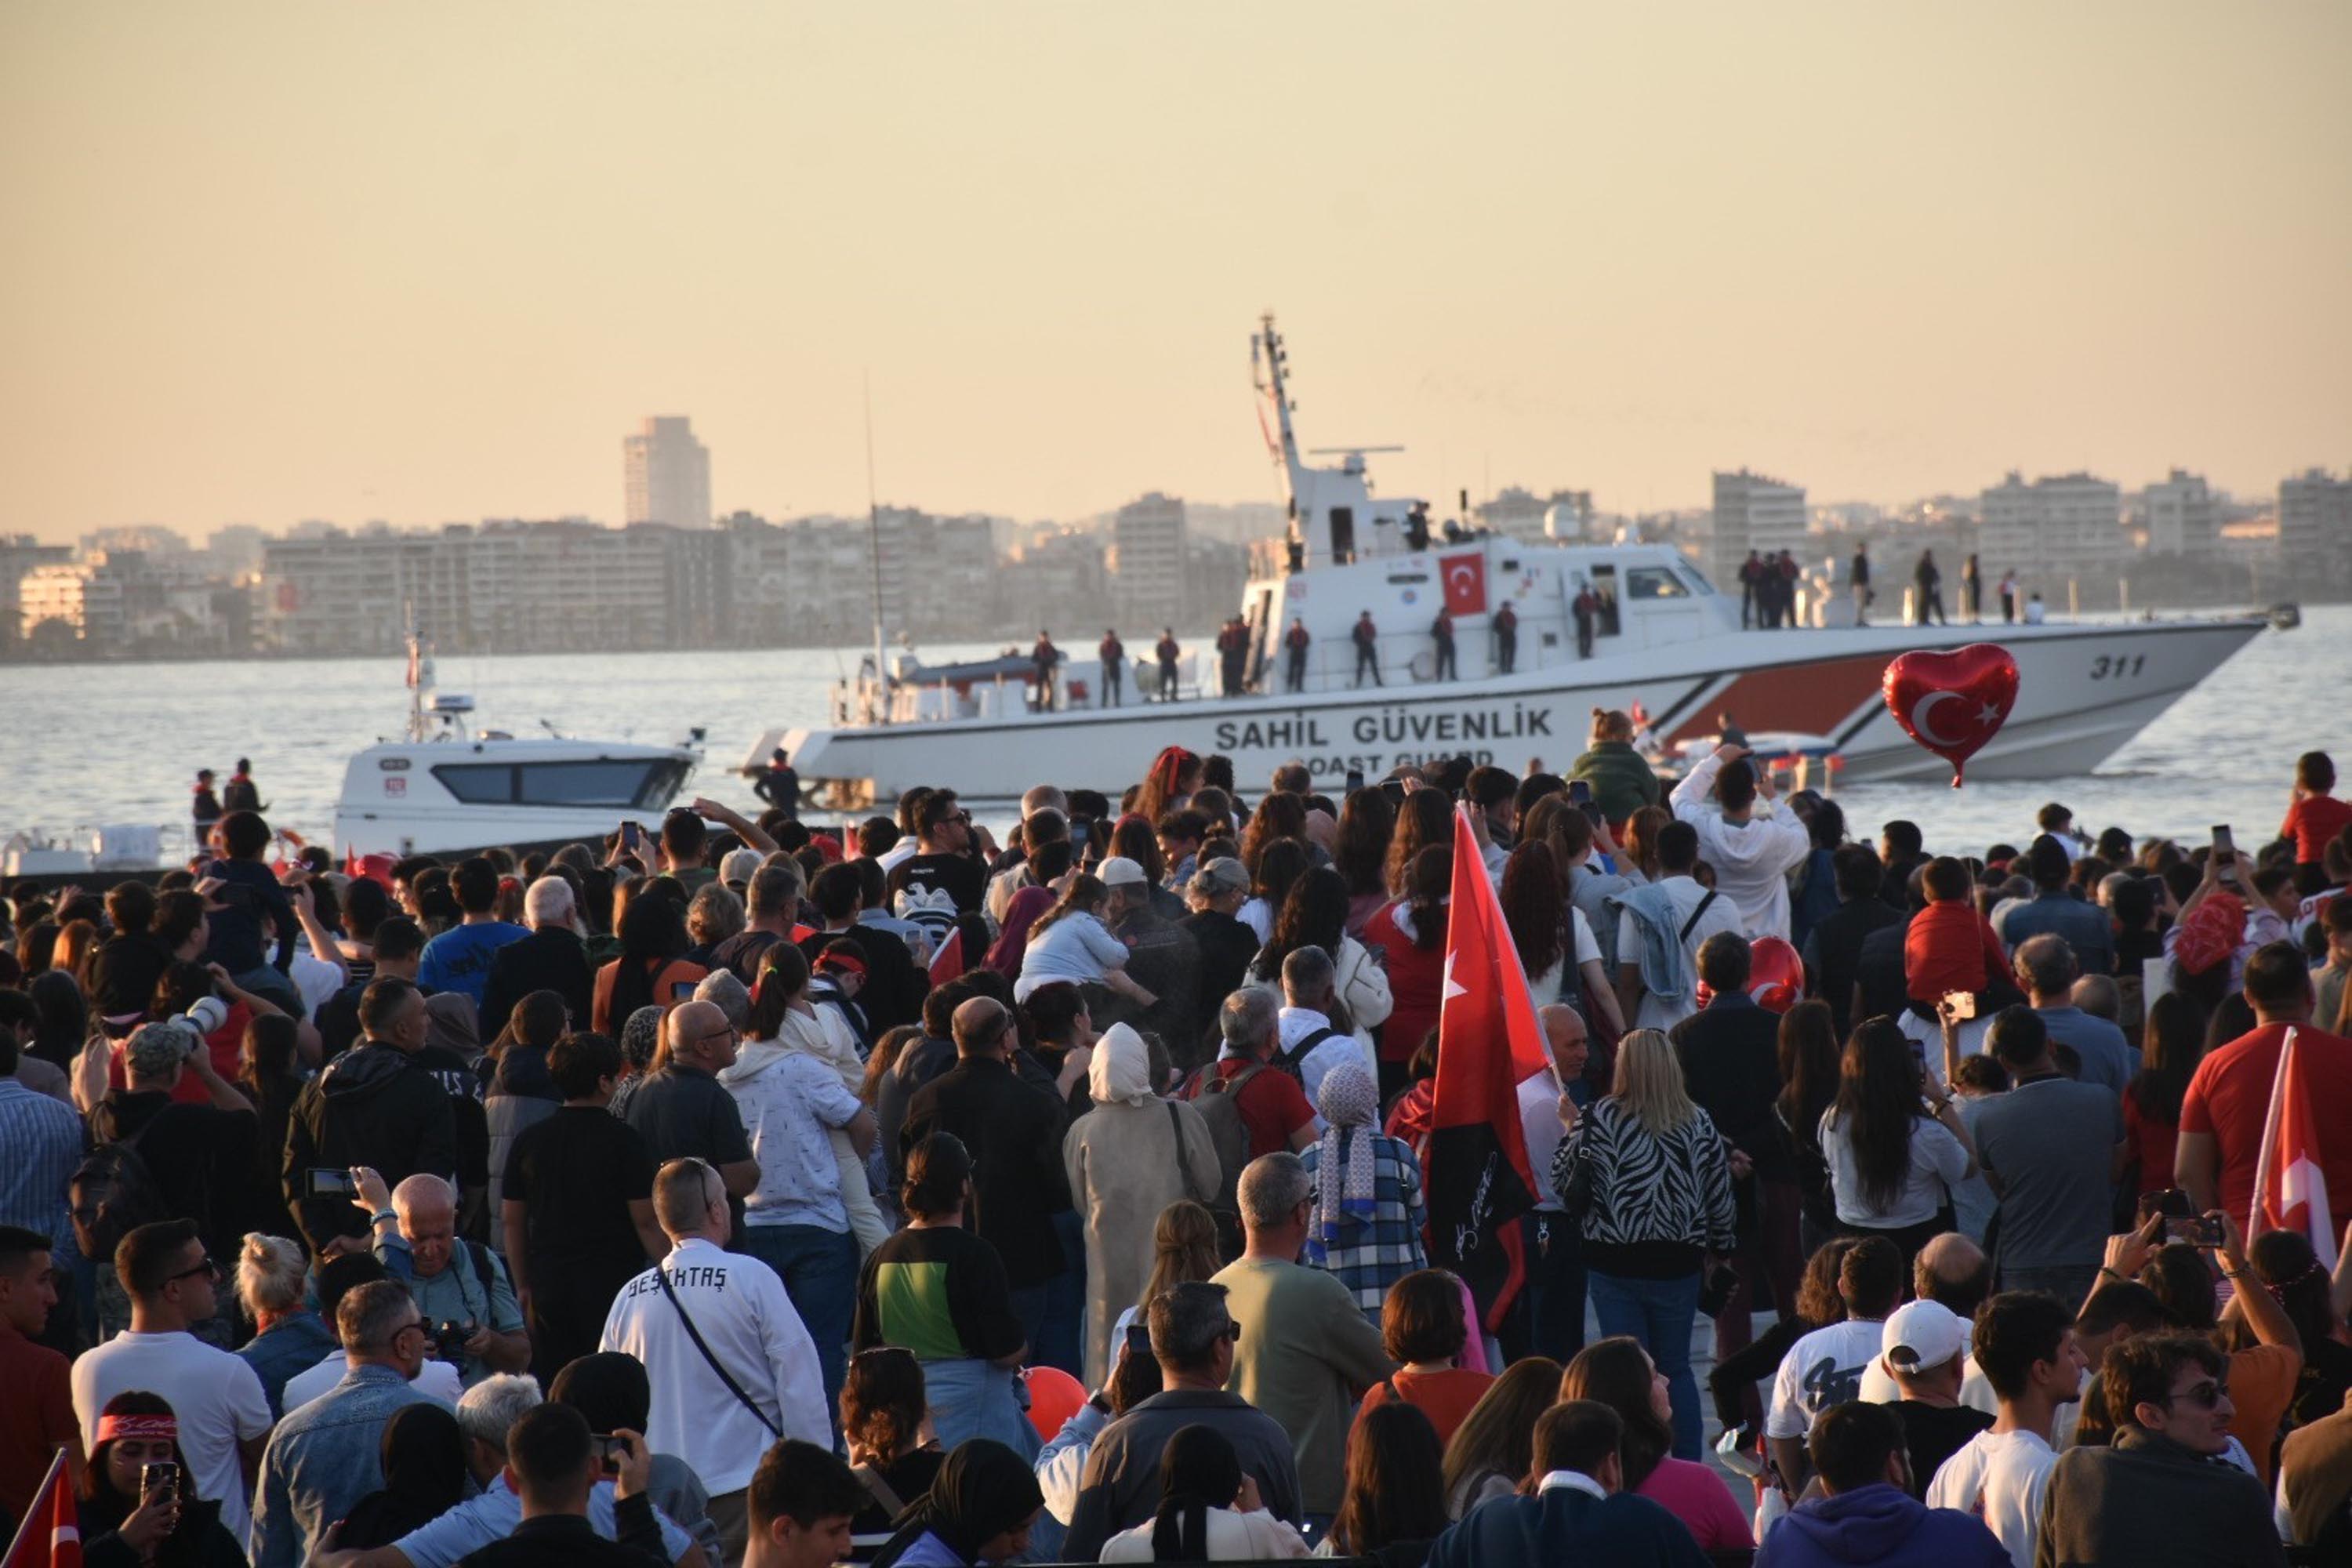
[1665,652,1887,744]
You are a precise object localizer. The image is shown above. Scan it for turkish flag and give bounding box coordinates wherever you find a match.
[927,927,964,986]
[1428,804,1555,1331]
[2,1454,80,1568]
[2253,1028,2338,1268]
[1439,552,1487,615]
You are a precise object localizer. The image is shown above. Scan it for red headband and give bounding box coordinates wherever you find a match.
[816,950,867,979]
[97,1415,176,1445]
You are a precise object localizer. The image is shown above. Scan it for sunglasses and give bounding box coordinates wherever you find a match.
[167,1256,220,1285]
[2167,1380,2227,1410]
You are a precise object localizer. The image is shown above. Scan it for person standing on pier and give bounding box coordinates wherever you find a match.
[192,768,223,846]
[1494,601,1519,674]
[223,758,265,814]
[1738,550,1762,628]
[1998,570,2018,624]
[1914,551,1947,626]
[1962,554,1983,622]
[1098,629,1125,708]
[1352,611,1382,688]
[1430,607,1457,681]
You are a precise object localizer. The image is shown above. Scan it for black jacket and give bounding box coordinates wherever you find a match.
[283,1042,457,1249]
[900,1056,1072,1287]
[1803,895,1906,1041]
[796,923,927,1034]
[1669,993,1788,1180]
[479,927,595,1041]
[1178,909,1260,1064]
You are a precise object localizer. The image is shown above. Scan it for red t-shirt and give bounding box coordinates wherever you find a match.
[0,1323,77,1523]
[2283,795,2352,866]
[2120,1092,2178,1198]
[2180,1022,2352,1224]
[1185,1057,1315,1160]
[105,1000,252,1104]
[1363,900,1447,1064]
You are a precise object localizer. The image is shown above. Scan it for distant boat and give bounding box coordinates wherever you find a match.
[747,315,2274,804]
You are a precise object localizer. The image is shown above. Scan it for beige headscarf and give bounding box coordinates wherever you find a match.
[1088,1022,1156,1108]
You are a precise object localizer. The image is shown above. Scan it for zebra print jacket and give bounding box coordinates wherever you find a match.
[1552,1096,1739,1255]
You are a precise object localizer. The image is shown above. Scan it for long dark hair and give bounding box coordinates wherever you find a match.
[1331,789,1396,900]
[1386,790,1452,897]
[1498,842,1566,981]
[841,1346,929,1465]
[29,969,86,1068]
[1776,1000,1840,1148]
[1830,1017,1928,1214]
[1247,837,1308,913]
[1328,1400,1449,1556]
[1559,1337,1674,1493]
[2128,991,2208,1125]
[1148,1425,1242,1562]
[1251,866,1349,982]
[1400,844,1452,951]
[1109,814,1166,886]
[1240,791,1306,869]
[745,943,813,1043]
[606,894,689,1023]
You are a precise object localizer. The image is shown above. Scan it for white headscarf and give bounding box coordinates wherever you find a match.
[1088,1022,1156,1108]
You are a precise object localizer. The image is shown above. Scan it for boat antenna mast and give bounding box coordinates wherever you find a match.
[863,373,889,724]
[402,603,436,742]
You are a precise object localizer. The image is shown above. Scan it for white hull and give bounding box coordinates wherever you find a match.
[759,615,2268,803]
[332,738,698,858]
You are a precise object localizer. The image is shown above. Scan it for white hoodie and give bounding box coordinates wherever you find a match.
[1669,751,1811,940]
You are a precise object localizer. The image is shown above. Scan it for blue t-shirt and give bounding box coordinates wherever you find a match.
[416,921,528,1006]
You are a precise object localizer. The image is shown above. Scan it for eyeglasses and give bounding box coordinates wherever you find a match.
[391,1317,428,1341]
[167,1257,220,1284]
[2166,1379,2227,1410]
[696,1025,739,1045]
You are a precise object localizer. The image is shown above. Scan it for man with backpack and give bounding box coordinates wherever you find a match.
[1178,988,1317,1257]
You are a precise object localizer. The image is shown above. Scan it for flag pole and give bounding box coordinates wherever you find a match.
[2249,1026,2299,1243]
[2,1450,69,1568]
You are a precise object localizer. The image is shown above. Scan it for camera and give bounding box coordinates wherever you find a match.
[182,995,228,1037]
[432,1319,475,1363]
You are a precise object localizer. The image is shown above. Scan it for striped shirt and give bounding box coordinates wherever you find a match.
[0,1078,83,1247]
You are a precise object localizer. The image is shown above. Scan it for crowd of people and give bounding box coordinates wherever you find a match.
[3,730,2350,1568]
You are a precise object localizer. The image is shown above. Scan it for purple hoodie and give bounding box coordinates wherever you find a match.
[1755,1483,2009,1568]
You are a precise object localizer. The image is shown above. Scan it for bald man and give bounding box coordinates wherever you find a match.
[898,993,1084,1374]
[619,1000,760,1228]
[379,1174,531,1386]
[1857,1231,1998,1414]
[1508,1004,1592,1362]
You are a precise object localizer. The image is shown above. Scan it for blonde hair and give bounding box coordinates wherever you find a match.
[1609,1029,1698,1138]
[1591,707,1634,743]
[1138,1200,1221,1309]
[234,1233,308,1318]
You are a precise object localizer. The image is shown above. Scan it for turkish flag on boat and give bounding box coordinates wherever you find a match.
[1427,803,1555,1332]
[1439,551,1487,615]
[2253,1028,2338,1269]
[2,1453,80,1568]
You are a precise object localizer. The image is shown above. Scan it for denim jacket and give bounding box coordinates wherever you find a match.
[237,1310,340,1419]
[249,1362,439,1568]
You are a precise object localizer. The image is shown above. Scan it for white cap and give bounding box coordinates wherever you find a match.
[1098,856,1148,888]
[1882,1299,1969,1377]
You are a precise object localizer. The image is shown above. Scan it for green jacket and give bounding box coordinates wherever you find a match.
[1570,740,1663,824]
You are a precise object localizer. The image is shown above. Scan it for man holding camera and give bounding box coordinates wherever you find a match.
[372,1174,530,1390]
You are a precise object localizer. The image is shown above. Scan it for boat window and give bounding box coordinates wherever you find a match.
[1330,506,1356,565]
[1626,566,1691,601]
[431,758,688,809]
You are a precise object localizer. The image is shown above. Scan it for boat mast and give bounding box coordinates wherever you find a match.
[1254,313,1308,509]
[863,374,888,722]
[403,602,434,742]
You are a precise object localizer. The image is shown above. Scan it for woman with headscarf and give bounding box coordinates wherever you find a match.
[1098,1425,1309,1562]
[869,1438,1044,1567]
[1298,1060,1428,1320]
[325,1403,470,1552]
[1062,1022,1218,1387]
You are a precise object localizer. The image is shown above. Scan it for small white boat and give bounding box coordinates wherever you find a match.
[332,630,702,859]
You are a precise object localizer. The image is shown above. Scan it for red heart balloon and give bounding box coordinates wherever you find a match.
[1882,643,2020,788]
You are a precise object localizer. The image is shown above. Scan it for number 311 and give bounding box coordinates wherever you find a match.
[2090,654,2145,680]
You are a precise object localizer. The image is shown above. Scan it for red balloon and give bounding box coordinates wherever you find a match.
[1024,1364,1087,1443]
[1693,935,1804,1012]
[1882,644,2020,788]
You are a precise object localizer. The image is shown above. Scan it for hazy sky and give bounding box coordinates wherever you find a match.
[4,2,2347,545]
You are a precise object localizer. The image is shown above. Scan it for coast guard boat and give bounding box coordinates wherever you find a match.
[748,316,2270,805]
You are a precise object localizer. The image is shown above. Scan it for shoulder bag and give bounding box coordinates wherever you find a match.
[653,1265,781,1436]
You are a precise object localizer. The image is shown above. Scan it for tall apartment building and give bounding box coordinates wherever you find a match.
[1978,472,2122,587]
[2142,470,2220,557]
[16,550,231,651]
[0,535,73,647]
[2279,469,2352,598]
[1107,492,1188,630]
[1704,470,1809,587]
[622,416,712,530]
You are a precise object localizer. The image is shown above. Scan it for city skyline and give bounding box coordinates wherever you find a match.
[3,3,2348,546]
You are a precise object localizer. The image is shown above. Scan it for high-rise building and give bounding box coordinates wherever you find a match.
[1978,471,2122,587]
[2279,469,2352,598]
[1704,470,1809,588]
[622,416,712,530]
[2142,470,2220,557]
[1107,492,1188,630]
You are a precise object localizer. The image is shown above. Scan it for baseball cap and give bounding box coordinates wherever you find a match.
[1882,1299,1969,1377]
[1189,858,1249,898]
[125,1021,198,1080]
[720,848,765,889]
[1098,856,1148,888]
